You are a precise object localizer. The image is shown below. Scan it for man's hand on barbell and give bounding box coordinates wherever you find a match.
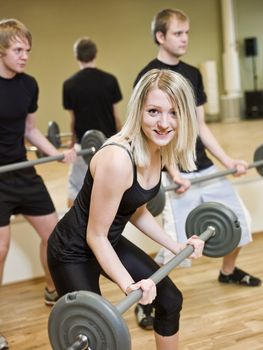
[185,235,204,259]
[61,147,77,164]
[224,158,248,177]
[170,235,204,259]
[175,177,191,193]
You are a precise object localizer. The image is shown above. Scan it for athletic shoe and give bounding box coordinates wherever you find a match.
[44,288,59,306]
[218,267,261,287]
[134,304,155,330]
[0,335,8,350]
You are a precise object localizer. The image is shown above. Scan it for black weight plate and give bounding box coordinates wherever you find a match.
[35,149,46,158]
[48,121,61,148]
[253,144,263,177]
[185,202,241,258]
[48,291,131,350]
[81,130,106,165]
[146,185,166,217]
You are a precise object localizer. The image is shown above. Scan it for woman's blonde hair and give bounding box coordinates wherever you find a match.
[115,69,198,172]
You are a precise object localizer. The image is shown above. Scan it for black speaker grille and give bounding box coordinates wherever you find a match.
[244,37,258,57]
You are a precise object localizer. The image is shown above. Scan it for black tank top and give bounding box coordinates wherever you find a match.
[48,143,161,263]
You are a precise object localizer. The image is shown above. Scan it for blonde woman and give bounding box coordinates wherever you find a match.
[47,69,204,350]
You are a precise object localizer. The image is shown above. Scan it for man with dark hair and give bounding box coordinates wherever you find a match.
[63,37,123,207]
[133,8,261,330]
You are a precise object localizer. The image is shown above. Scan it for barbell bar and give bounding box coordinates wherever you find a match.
[0,129,106,174]
[48,201,241,350]
[147,143,263,217]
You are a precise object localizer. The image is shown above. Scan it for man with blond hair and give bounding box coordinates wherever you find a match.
[0,18,76,348]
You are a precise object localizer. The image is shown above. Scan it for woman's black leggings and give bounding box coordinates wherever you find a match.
[48,236,183,336]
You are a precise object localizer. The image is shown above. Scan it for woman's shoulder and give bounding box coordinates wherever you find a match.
[91,140,134,188]
[103,137,132,156]
[93,139,133,172]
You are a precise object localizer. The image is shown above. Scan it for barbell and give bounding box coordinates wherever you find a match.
[0,129,106,174]
[147,144,263,217]
[47,121,71,149]
[48,201,241,350]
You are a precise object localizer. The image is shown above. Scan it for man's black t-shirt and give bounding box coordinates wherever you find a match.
[0,73,38,165]
[63,67,122,142]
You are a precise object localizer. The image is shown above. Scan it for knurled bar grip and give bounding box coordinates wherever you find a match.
[0,148,95,174]
[116,226,215,315]
[164,160,263,192]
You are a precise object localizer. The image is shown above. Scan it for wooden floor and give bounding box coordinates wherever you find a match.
[0,232,262,349]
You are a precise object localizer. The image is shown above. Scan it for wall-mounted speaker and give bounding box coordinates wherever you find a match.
[244,37,258,57]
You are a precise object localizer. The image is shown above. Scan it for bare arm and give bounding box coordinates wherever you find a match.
[197,105,248,176]
[87,146,167,303]
[25,113,76,163]
[113,103,122,131]
[163,104,248,195]
[87,146,135,293]
[130,206,204,258]
[164,164,191,193]
[68,110,77,148]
